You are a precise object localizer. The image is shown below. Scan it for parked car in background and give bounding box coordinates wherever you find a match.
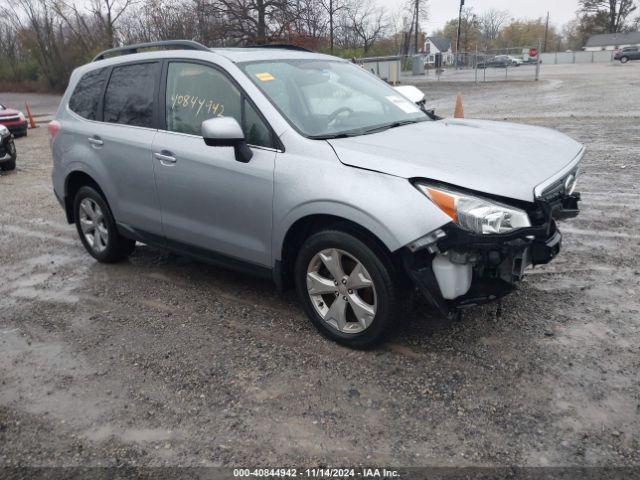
[0,104,28,137]
[614,46,640,63]
[507,55,523,66]
[50,40,584,348]
[0,125,17,171]
[523,57,542,65]
[477,56,511,69]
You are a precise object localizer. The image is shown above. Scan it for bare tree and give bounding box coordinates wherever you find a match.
[210,0,295,45]
[0,19,24,81]
[579,0,638,33]
[89,0,138,47]
[347,0,387,54]
[320,0,347,53]
[51,0,103,55]
[2,0,67,88]
[480,8,509,41]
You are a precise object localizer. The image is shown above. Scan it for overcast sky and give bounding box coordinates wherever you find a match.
[398,0,580,34]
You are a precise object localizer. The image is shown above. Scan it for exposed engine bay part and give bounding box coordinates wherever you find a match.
[403,189,579,315]
[432,254,472,300]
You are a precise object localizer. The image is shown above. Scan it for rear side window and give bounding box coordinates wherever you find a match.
[69,68,108,120]
[104,62,159,128]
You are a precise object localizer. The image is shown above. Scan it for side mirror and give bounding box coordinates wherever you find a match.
[201,117,253,163]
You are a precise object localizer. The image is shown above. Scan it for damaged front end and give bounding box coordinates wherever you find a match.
[404,175,581,317]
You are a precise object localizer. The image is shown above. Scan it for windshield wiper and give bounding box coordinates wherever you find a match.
[361,119,426,135]
[311,130,367,140]
[313,118,428,140]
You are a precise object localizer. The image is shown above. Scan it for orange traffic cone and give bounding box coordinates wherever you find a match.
[454,93,464,118]
[24,102,37,129]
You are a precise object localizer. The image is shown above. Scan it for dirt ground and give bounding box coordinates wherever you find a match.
[0,62,639,470]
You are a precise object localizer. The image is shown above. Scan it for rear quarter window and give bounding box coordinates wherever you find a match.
[68,68,108,120]
[103,62,159,128]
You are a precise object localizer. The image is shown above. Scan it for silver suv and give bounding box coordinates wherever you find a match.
[50,40,583,348]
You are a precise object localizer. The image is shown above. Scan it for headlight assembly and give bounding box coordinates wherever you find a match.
[415,182,531,235]
[18,112,26,122]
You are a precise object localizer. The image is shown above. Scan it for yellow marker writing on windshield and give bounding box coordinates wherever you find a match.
[256,72,275,82]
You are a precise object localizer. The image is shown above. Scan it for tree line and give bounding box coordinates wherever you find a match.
[433,0,639,54]
[0,0,638,92]
[0,0,423,91]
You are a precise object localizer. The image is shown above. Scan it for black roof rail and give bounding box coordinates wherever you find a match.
[246,44,312,52]
[92,40,210,62]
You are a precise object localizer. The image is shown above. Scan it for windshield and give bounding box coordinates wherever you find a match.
[239,59,428,139]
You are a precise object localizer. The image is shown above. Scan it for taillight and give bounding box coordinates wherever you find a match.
[48,120,61,139]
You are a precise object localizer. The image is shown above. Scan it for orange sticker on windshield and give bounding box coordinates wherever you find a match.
[256,72,275,82]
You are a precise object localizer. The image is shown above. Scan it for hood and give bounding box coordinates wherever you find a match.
[328,118,584,202]
[0,107,20,117]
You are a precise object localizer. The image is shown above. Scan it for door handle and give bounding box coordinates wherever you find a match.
[88,136,103,147]
[154,151,177,165]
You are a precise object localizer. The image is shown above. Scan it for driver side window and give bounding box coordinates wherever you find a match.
[165,62,274,148]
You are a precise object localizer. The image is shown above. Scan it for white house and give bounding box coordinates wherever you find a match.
[424,36,454,65]
[584,32,640,51]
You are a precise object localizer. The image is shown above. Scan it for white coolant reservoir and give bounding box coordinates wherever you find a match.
[432,254,473,300]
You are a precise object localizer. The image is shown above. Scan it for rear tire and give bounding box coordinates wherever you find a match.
[620,56,629,64]
[73,186,135,263]
[294,229,402,349]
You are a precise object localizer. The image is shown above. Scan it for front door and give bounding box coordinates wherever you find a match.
[152,61,277,267]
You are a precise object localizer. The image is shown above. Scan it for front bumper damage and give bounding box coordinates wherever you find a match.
[403,191,580,316]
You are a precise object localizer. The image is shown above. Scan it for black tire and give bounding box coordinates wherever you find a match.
[0,158,15,171]
[294,229,402,349]
[0,141,16,171]
[620,56,629,64]
[73,185,135,263]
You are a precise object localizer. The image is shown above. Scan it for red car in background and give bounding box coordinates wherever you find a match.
[0,104,28,137]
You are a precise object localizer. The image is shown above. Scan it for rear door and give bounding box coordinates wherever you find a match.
[97,61,163,236]
[152,60,277,267]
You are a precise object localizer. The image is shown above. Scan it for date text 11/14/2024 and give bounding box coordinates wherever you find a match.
[233,468,400,478]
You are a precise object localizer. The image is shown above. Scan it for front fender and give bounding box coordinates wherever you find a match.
[271,137,453,262]
[273,200,399,258]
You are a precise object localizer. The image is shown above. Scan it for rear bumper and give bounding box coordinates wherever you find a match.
[404,192,580,316]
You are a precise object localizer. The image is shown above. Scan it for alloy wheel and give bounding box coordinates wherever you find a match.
[79,198,108,253]
[306,248,377,334]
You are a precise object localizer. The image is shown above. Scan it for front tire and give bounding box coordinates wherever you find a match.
[73,186,135,263]
[294,229,402,348]
[0,140,16,171]
[620,56,629,64]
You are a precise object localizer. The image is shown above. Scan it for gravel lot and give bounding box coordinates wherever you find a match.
[1,62,639,470]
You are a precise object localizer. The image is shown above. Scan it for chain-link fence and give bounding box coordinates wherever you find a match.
[420,47,542,82]
[361,46,620,84]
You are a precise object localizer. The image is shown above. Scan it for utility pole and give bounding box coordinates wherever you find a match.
[543,11,550,53]
[415,0,420,55]
[455,0,465,67]
[329,0,334,54]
